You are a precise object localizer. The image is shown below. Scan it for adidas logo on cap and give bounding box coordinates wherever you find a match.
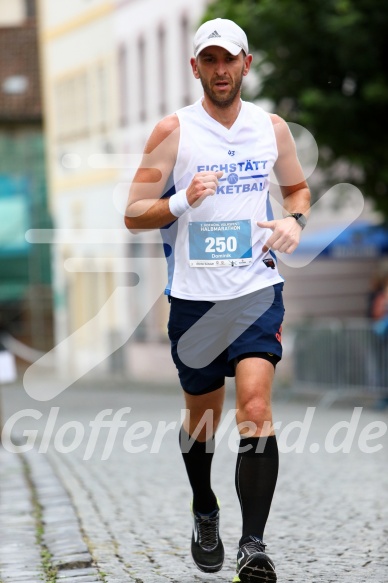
[208,30,221,39]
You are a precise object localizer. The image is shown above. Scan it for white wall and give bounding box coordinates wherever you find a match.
[0,0,25,25]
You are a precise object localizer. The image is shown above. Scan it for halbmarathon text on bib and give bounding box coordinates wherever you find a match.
[188,220,252,267]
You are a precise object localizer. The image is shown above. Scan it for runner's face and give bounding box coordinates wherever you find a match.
[194,46,247,108]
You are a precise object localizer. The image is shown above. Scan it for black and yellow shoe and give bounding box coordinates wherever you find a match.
[191,500,224,573]
[233,536,276,582]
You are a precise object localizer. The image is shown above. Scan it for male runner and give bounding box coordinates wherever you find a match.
[125,17,310,583]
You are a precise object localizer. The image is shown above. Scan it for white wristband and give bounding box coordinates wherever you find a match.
[168,189,190,218]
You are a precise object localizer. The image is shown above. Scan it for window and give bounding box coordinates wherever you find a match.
[158,26,167,115]
[97,63,108,131]
[54,71,90,141]
[54,78,74,140]
[181,15,191,106]
[25,0,36,19]
[118,44,128,127]
[76,71,89,136]
[138,36,146,121]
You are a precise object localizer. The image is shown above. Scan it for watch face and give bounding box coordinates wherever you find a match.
[290,213,307,229]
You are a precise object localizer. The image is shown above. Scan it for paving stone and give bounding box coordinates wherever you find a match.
[2,580,44,583]
[49,545,90,557]
[57,578,102,583]
[57,567,100,578]
[0,570,43,579]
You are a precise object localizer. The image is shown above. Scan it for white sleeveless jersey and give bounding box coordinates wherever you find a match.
[161,99,284,301]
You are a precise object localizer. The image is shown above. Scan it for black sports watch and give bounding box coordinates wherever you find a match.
[286,213,307,230]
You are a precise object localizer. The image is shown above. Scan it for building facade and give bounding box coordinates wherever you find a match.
[37,0,210,378]
[0,0,53,356]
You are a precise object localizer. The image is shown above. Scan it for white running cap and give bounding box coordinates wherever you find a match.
[193,18,249,58]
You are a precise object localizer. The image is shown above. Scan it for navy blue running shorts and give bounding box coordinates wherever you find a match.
[167,283,285,396]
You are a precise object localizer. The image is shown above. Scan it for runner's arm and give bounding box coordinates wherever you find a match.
[125,114,224,232]
[271,114,311,216]
[257,114,311,253]
[124,115,179,232]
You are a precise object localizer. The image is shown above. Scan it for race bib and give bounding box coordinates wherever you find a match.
[188,220,252,267]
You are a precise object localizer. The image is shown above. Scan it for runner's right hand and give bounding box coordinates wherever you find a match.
[186,171,223,208]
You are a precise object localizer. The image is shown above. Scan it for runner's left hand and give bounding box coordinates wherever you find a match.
[257,217,302,254]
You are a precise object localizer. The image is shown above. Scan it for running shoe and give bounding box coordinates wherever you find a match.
[191,501,224,573]
[233,535,276,582]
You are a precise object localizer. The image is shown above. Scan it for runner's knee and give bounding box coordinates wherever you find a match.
[236,396,272,433]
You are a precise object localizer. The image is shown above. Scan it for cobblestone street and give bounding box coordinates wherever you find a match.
[1,379,387,582]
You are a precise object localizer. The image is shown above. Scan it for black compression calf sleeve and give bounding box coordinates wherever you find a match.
[235,435,279,544]
[179,427,217,514]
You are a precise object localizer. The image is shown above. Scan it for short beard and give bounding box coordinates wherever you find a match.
[199,71,244,109]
